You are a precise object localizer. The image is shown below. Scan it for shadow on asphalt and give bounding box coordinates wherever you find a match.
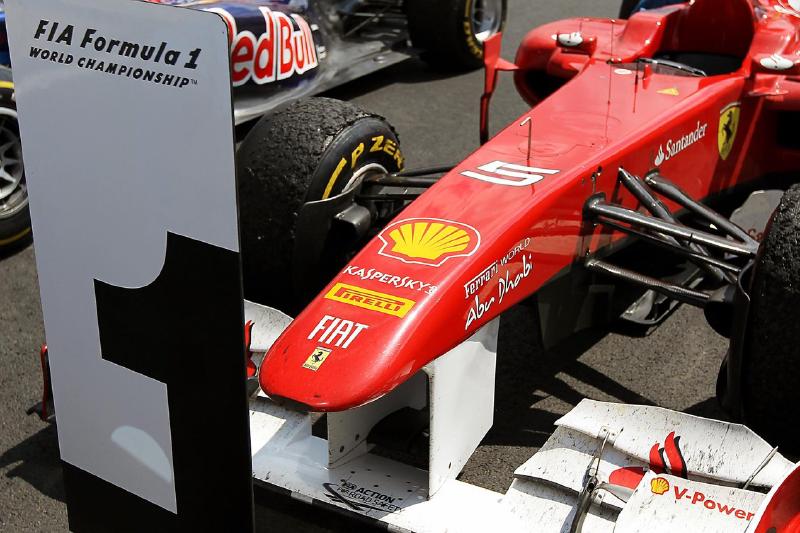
[324,58,465,101]
[684,397,729,421]
[0,236,32,262]
[486,303,728,449]
[0,423,65,504]
[484,304,647,449]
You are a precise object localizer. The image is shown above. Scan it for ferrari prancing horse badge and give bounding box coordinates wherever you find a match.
[718,102,741,161]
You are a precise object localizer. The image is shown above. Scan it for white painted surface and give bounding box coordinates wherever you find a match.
[244,299,293,352]
[730,190,784,241]
[6,0,236,512]
[426,318,499,496]
[615,472,764,533]
[327,372,427,469]
[249,397,793,532]
[556,399,794,488]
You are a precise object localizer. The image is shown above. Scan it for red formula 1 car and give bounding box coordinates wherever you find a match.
[241,0,800,434]
[228,0,800,530]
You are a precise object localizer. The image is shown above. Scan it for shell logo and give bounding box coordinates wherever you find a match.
[377,218,481,267]
[651,477,670,496]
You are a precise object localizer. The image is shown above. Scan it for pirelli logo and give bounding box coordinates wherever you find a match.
[325,283,415,318]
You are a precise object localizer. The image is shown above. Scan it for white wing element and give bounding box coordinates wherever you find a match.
[514,427,642,512]
[503,400,793,532]
[614,472,765,533]
[244,299,292,352]
[555,399,794,489]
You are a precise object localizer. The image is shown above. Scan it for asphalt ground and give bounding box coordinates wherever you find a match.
[0,0,731,531]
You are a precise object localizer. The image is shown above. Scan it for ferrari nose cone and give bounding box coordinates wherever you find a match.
[258,340,396,412]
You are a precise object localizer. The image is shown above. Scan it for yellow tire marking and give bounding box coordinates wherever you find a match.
[0,81,14,90]
[323,157,348,200]
[0,226,31,246]
[350,142,365,169]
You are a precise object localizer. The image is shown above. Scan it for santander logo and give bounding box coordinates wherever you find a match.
[654,121,708,167]
[654,145,666,166]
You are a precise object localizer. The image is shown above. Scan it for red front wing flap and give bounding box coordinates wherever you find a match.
[750,462,800,533]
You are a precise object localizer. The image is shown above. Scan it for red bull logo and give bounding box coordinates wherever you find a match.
[209,7,319,87]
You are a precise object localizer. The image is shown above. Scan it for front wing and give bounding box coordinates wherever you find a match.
[246,303,796,532]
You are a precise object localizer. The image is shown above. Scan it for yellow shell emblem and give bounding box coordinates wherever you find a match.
[718,102,741,161]
[378,218,480,267]
[650,477,670,496]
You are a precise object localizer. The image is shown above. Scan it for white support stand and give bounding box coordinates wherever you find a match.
[247,309,511,531]
[326,318,499,496]
[327,373,428,469]
[247,310,500,502]
[328,320,499,497]
[425,318,499,495]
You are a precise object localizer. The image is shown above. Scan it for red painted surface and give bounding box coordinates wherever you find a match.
[752,462,800,532]
[259,0,800,411]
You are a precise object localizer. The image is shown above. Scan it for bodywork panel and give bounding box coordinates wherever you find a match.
[2,0,412,123]
[259,0,800,411]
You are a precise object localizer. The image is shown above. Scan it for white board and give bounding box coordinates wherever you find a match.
[6,0,240,518]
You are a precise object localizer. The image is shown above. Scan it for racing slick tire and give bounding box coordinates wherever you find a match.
[405,0,507,70]
[237,97,403,314]
[619,0,681,19]
[0,67,29,252]
[740,184,800,450]
[618,0,640,18]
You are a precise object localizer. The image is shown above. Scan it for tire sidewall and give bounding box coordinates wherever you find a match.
[0,73,30,250]
[307,117,404,201]
[740,184,800,450]
[236,97,404,313]
[619,0,640,19]
[405,0,507,70]
[460,0,507,65]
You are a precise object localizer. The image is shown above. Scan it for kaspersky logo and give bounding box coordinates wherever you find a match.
[654,121,708,166]
[325,283,415,318]
[377,218,480,267]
